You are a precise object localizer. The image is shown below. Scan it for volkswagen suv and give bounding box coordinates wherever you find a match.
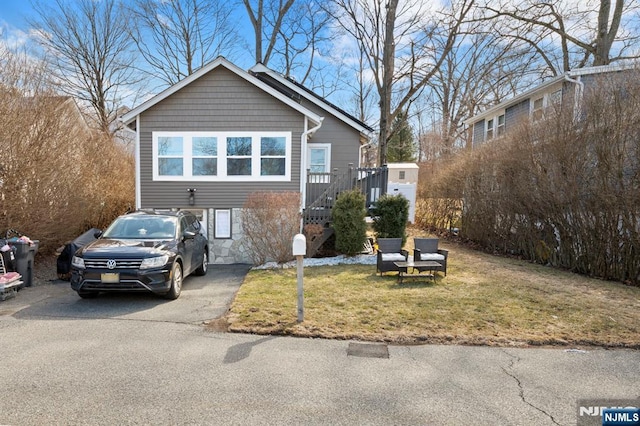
[70,210,208,299]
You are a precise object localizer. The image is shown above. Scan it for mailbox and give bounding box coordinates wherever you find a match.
[292,234,306,256]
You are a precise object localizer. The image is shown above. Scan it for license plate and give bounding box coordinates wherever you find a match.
[101,273,120,283]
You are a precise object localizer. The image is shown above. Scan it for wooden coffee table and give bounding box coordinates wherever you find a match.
[393,261,442,284]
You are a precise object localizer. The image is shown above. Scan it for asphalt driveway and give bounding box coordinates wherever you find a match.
[0,264,251,324]
[1,263,639,425]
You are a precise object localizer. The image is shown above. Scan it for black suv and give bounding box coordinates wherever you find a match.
[70,210,208,300]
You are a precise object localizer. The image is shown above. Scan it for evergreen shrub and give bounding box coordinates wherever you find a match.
[370,194,409,244]
[331,190,367,256]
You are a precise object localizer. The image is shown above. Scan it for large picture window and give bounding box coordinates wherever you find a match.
[152,132,291,181]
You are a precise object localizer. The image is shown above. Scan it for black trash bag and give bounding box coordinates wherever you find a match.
[56,228,101,280]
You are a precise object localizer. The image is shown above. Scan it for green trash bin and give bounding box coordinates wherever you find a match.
[9,240,39,287]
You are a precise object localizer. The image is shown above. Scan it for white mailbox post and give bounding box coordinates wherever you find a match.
[292,234,306,323]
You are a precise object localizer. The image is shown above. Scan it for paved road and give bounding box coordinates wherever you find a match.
[1,267,638,425]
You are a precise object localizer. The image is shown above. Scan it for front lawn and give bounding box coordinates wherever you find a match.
[224,240,640,348]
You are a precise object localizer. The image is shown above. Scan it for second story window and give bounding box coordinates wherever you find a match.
[226,137,252,176]
[260,137,286,176]
[192,137,217,176]
[532,97,544,121]
[486,119,494,140]
[497,114,505,136]
[152,131,291,181]
[158,136,184,176]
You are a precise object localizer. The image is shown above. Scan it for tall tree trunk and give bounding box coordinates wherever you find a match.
[378,0,398,167]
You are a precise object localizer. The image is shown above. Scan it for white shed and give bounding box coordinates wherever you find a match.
[386,163,419,223]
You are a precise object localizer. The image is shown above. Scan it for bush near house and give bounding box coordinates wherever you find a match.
[370,194,409,245]
[417,78,640,285]
[0,54,134,254]
[241,191,301,265]
[332,190,367,256]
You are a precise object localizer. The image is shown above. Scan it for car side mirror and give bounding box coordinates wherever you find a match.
[94,230,103,238]
[183,230,196,240]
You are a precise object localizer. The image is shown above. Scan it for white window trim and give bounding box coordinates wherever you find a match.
[485,118,494,140]
[485,111,506,140]
[497,113,505,136]
[307,143,331,173]
[214,209,232,239]
[531,97,544,121]
[152,131,291,182]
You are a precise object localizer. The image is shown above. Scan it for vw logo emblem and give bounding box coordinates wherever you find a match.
[106,259,117,269]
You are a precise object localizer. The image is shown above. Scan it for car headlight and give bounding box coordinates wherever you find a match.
[140,255,169,270]
[71,256,85,269]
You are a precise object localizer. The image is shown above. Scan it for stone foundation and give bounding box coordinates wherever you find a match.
[207,208,252,264]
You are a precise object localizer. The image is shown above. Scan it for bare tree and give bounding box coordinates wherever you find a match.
[270,0,336,92]
[128,0,241,86]
[478,0,640,73]
[30,0,140,133]
[419,27,535,158]
[243,0,296,65]
[331,0,474,166]
[344,46,377,125]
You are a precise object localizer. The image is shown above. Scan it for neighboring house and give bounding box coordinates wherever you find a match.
[121,57,385,264]
[465,63,639,147]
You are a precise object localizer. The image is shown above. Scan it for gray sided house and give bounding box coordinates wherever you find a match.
[121,57,381,264]
[465,63,639,147]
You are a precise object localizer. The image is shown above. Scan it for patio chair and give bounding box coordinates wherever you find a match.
[413,238,448,276]
[376,238,408,276]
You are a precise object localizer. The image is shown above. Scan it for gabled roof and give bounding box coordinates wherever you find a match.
[464,63,639,126]
[121,57,323,127]
[249,63,374,136]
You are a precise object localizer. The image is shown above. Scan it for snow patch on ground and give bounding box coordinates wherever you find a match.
[253,254,377,270]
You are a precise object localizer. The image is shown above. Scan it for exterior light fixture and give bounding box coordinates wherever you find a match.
[187,188,197,206]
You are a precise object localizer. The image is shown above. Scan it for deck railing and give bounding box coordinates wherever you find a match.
[303,164,388,226]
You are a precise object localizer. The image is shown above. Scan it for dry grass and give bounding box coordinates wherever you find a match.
[226,233,640,348]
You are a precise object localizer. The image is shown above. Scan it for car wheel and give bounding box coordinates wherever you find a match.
[194,250,208,276]
[164,262,183,300]
[77,291,98,299]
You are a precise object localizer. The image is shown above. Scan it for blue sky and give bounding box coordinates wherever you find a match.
[0,2,31,30]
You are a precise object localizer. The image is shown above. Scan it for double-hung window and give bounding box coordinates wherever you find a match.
[260,136,286,176]
[497,114,505,136]
[532,98,544,121]
[486,119,494,140]
[152,131,291,181]
[192,137,217,176]
[227,137,252,176]
[158,136,184,176]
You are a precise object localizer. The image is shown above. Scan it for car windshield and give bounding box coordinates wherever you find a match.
[102,215,177,239]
